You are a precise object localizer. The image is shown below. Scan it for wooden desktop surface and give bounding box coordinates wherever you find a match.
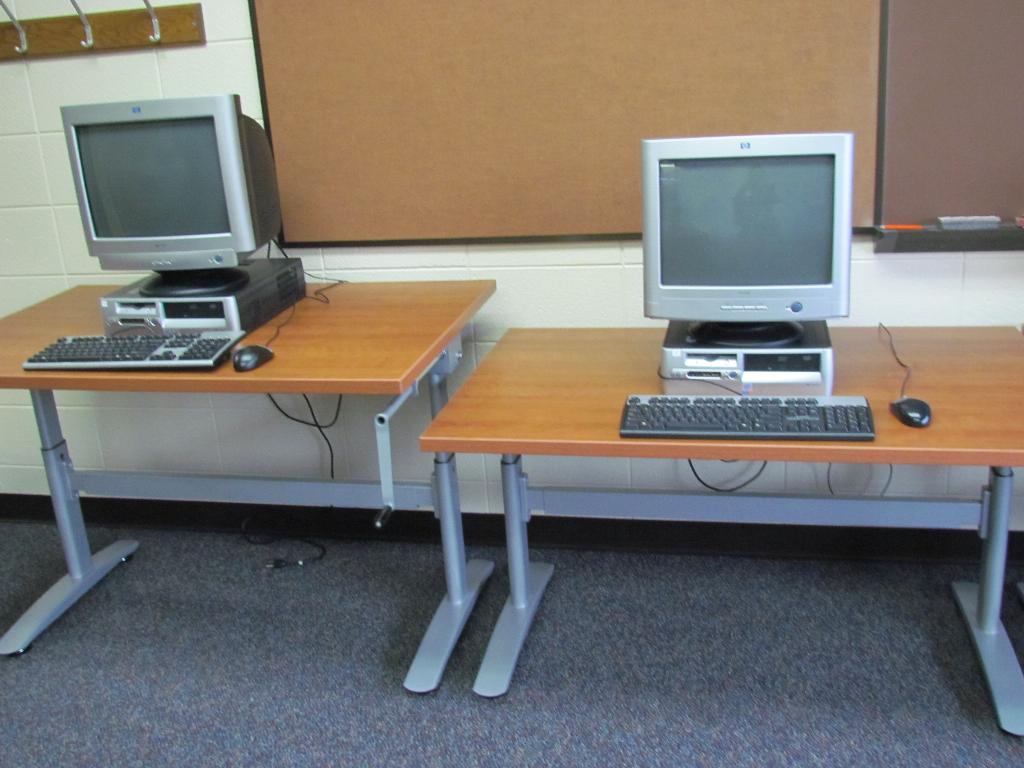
[420,326,1024,467]
[0,281,495,396]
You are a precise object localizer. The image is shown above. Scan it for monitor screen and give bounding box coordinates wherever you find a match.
[642,133,853,328]
[77,118,231,238]
[659,155,834,287]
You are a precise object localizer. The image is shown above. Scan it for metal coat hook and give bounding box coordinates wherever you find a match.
[142,0,160,43]
[68,0,94,49]
[0,0,28,54]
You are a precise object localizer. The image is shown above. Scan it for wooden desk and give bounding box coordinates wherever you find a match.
[0,282,491,395]
[0,280,496,694]
[421,326,1024,733]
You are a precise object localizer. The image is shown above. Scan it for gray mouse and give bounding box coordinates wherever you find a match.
[890,396,931,428]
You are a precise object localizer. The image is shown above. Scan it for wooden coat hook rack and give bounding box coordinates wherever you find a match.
[0,2,203,60]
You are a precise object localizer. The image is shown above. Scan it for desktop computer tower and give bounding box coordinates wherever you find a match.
[100,259,306,335]
[660,320,835,397]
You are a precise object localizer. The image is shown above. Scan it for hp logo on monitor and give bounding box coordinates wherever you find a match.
[740,142,751,149]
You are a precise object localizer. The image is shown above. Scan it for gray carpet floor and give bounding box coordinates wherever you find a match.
[2,518,1024,767]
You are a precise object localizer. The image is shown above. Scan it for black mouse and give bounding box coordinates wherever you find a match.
[890,396,931,428]
[232,344,274,372]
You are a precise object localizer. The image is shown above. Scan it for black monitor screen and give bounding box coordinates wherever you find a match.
[659,155,834,287]
[76,118,231,238]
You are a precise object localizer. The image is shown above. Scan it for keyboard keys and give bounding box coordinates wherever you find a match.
[620,394,875,441]
[24,332,245,371]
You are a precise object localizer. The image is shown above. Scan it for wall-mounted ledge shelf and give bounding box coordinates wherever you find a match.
[0,3,203,61]
[875,226,1024,253]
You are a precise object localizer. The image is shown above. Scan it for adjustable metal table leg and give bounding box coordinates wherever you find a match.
[404,359,493,692]
[473,454,553,697]
[952,466,1024,735]
[0,390,137,656]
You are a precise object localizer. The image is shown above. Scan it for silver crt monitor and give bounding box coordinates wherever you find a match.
[62,94,281,296]
[642,133,853,334]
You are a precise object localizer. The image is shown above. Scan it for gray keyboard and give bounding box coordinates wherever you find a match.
[620,394,875,441]
[24,331,245,371]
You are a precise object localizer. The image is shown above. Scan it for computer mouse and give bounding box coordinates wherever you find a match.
[890,397,931,428]
[232,344,274,372]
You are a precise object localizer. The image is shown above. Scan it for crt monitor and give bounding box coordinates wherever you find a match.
[642,133,853,346]
[62,94,281,297]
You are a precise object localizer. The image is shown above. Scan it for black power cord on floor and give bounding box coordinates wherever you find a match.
[241,512,326,570]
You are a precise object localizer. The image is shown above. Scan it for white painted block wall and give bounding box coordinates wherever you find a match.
[1,0,1021,527]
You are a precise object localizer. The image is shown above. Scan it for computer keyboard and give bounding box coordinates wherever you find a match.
[620,394,875,441]
[23,331,245,371]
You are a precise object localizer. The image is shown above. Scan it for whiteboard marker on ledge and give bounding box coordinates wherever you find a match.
[937,215,1001,230]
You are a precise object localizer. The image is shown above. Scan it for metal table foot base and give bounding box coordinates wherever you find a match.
[952,581,1024,735]
[404,558,494,693]
[0,539,138,656]
[472,560,554,698]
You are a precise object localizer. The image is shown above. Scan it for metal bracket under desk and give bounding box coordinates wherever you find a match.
[1,335,493,692]
[477,458,1024,736]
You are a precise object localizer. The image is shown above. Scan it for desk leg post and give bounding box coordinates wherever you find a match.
[952,466,1024,735]
[34,390,91,580]
[472,455,553,698]
[0,391,137,656]
[403,374,494,693]
[978,468,1013,634]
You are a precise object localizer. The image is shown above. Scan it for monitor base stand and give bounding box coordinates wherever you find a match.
[138,267,251,298]
[688,320,804,348]
[660,320,834,397]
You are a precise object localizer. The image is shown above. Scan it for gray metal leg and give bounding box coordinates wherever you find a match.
[952,466,1024,735]
[404,369,494,692]
[0,390,137,656]
[473,454,554,698]
[404,452,493,692]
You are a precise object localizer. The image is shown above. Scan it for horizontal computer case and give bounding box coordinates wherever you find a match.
[660,320,834,396]
[100,259,306,335]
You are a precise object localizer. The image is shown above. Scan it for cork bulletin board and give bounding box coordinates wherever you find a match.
[251,1,881,244]
[879,0,1024,225]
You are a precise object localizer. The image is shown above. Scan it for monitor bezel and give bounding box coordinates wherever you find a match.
[62,94,259,272]
[642,133,853,323]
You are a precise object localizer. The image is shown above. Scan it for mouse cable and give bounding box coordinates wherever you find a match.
[303,272,348,304]
[878,323,912,399]
[266,393,342,479]
[826,462,895,497]
[267,238,349,304]
[260,300,297,348]
[241,512,326,570]
[257,278,348,349]
[687,459,767,493]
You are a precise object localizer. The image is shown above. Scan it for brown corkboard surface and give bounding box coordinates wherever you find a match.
[253,1,880,243]
[880,0,1024,225]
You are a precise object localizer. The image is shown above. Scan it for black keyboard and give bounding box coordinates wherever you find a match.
[620,395,875,441]
[23,332,245,371]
